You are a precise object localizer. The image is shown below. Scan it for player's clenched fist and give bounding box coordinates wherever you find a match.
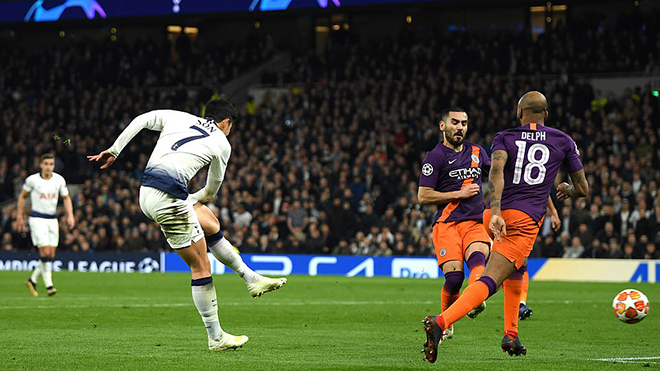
[458,183,480,199]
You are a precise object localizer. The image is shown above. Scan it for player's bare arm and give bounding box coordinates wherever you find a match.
[88,111,168,169]
[547,196,560,232]
[62,194,75,229]
[556,169,589,200]
[417,184,480,205]
[488,149,508,242]
[16,189,30,232]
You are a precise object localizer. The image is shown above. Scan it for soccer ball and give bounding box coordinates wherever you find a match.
[612,289,650,324]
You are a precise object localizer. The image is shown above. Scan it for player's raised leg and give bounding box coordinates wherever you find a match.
[194,202,286,298]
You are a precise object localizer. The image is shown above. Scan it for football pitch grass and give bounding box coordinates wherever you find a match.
[1,271,659,371]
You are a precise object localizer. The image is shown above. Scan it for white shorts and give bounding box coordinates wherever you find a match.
[28,217,59,248]
[139,186,203,249]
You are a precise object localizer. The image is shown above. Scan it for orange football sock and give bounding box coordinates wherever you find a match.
[503,277,523,336]
[520,271,529,304]
[437,278,492,331]
[441,289,461,313]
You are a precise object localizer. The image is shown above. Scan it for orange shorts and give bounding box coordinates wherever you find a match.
[432,220,490,267]
[483,209,543,269]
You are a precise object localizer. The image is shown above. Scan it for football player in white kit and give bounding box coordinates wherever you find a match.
[88,96,286,351]
[17,153,75,297]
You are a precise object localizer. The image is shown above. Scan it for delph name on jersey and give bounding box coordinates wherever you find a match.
[521,132,547,141]
[449,168,482,180]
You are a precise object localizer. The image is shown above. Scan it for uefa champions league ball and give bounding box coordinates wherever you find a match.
[612,289,650,324]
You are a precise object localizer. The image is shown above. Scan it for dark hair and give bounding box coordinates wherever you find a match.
[40,153,55,162]
[440,107,466,123]
[204,95,239,125]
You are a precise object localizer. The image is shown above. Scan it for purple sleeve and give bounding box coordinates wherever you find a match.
[491,132,507,153]
[419,151,442,188]
[564,135,584,173]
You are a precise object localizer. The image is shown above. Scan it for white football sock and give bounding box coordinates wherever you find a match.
[30,261,43,284]
[43,261,54,289]
[208,237,259,285]
[191,278,224,341]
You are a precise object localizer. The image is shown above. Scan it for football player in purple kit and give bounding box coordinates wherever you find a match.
[418,107,491,342]
[422,91,588,361]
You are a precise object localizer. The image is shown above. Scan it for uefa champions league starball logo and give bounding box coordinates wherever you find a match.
[422,163,434,176]
[138,258,160,273]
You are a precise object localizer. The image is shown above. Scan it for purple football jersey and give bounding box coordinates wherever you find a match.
[490,123,583,223]
[419,142,491,223]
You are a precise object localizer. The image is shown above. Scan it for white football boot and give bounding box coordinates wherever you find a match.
[467,301,487,319]
[209,334,249,351]
[248,276,287,298]
[443,325,454,339]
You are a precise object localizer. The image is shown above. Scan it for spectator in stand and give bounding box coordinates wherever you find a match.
[563,236,585,259]
[622,243,636,259]
[643,243,659,259]
[609,239,624,259]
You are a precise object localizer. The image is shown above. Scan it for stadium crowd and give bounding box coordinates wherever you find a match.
[1,16,660,259]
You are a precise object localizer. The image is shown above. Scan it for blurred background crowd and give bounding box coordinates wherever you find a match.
[1,8,660,260]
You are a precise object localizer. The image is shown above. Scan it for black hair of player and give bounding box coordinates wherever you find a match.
[40,153,55,162]
[204,95,239,125]
[440,107,466,123]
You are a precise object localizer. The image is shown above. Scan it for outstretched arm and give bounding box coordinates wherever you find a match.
[488,149,508,242]
[557,169,589,200]
[88,111,166,169]
[189,147,231,204]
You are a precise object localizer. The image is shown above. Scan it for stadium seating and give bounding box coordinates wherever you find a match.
[1,20,659,258]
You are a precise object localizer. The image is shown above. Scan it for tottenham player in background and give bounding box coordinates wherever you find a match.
[18,153,75,297]
[88,96,285,352]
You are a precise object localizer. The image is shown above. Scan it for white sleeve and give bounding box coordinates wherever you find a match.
[189,146,230,204]
[22,176,33,192]
[59,177,69,197]
[108,110,167,157]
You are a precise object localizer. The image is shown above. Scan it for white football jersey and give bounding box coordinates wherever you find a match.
[22,172,69,217]
[108,110,231,203]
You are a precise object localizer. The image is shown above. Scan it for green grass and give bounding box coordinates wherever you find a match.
[0,271,659,370]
